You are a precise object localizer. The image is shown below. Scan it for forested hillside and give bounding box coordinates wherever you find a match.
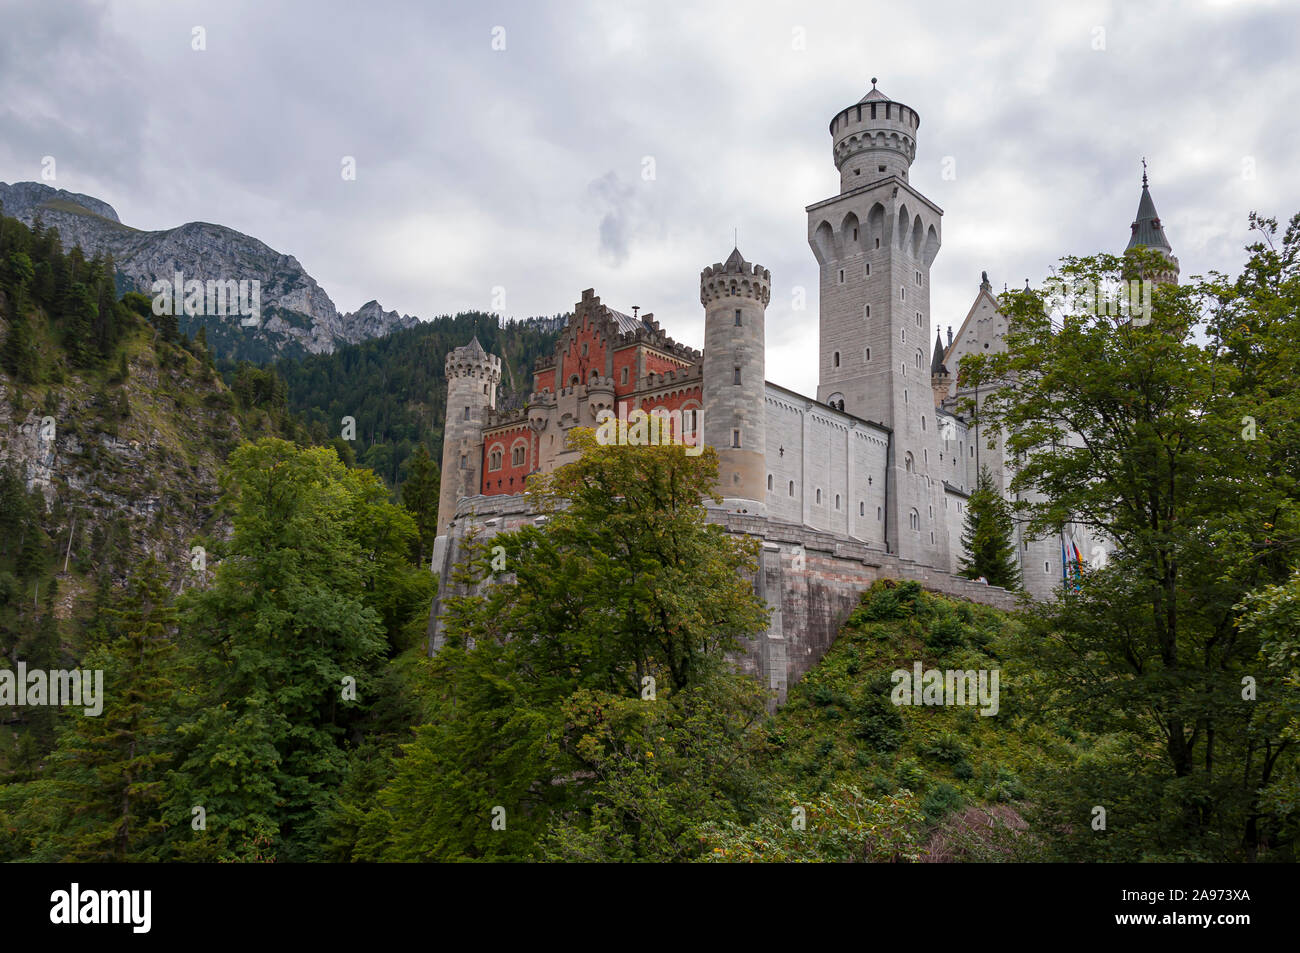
[273,312,561,488]
[0,210,304,780]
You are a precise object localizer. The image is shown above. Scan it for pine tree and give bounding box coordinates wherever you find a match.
[36,559,178,861]
[1,313,39,383]
[400,443,440,564]
[958,466,1021,589]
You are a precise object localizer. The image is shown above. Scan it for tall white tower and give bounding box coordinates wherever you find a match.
[807,79,944,562]
[437,337,501,536]
[701,248,770,515]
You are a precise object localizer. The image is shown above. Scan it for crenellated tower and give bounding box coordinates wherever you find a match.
[437,337,501,536]
[807,78,944,562]
[701,248,770,514]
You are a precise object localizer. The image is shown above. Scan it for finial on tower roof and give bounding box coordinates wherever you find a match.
[871,77,877,87]
[1142,156,1148,188]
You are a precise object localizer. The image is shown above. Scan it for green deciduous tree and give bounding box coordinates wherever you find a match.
[965,228,1300,860]
[363,429,771,861]
[165,439,403,861]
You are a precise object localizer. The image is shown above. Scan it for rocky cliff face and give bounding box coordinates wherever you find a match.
[0,181,418,361]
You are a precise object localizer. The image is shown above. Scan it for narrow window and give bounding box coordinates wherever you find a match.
[460,454,468,468]
[901,329,906,343]
[877,506,882,520]
[859,501,865,516]
[789,480,795,497]
[732,429,741,448]
[852,227,859,241]
[734,309,742,327]
[838,269,845,284]
[816,488,822,504]
[875,237,881,249]
[835,494,841,510]
[915,270,922,285]
[865,347,871,361]
[621,367,628,385]
[733,366,741,385]
[767,474,773,491]
[864,304,871,318]
[1044,561,1051,574]
[833,351,840,368]
[921,416,926,430]
[464,406,471,420]
[865,263,871,276]
[900,287,906,301]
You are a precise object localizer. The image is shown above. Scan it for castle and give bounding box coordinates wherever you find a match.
[430,81,1178,697]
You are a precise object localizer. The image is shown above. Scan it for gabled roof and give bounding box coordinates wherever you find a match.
[944,275,1002,367]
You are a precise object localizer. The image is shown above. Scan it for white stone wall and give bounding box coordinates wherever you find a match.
[762,383,889,546]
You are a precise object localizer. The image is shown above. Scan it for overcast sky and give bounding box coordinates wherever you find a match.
[2,0,1296,397]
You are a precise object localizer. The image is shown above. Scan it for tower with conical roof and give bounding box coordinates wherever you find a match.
[929,329,951,408]
[437,336,501,536]
[701,247,770,514]
[807,78,944,562]
[1125,161,1179,284]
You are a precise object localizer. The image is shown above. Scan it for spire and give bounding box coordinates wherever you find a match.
[1126,161,1173,253]
[931,330,948,375]
[464,335,486,356]
[723,246,747,271]
[859,76,889,102]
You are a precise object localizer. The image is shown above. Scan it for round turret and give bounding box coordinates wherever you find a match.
[701,247,769,515]
[829,78,919,192]
[437,337,502,537]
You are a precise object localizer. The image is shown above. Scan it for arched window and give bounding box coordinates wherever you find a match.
[909,508,920,530]
[767,474,773,491]
[859,501,865,516]
[835,494,840,510]
[489,449,503,471]
[833,351,840,367]
[816,488,822,504]
[904,452,914,473]
[789,480,795,497]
